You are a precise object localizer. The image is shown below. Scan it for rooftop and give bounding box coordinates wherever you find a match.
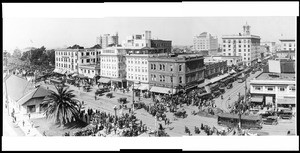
[255,73,295,81]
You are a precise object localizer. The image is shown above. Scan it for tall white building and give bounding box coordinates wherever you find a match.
[96,33,119,48]
[99,47,127,88]
[221,23,261,66]
[193,32,218,55]
[122,31,151,48]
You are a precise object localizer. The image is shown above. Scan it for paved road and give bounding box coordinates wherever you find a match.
[214,70,263,112]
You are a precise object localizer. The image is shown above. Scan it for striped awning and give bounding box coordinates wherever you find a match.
[277,98,295,105]
[99,78,111,83]
[150,86,176,94]
[251,96,263,103]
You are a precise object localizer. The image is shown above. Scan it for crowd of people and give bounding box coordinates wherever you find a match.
[63,107,152,137]
[184,123,234,136]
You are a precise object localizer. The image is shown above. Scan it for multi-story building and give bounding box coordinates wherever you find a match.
[279,39,295,51]
[204,55,243,67]
[250,72,296,109]
[77,49,101,80]
[148,54,205,94]
[54,49,80,75]
[204,60,228,79]
[122,31,151,48]
[99,47,127,88]
[125,48,167,91]
[222,23,261,66]
[96,33,119,48]
[54,49,101,81]
[150,39,172,53]
[193,32,218,55]
[261,41,276,53]
[276,50,296,60]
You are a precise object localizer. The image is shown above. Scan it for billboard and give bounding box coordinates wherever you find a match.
[268,60,281,73]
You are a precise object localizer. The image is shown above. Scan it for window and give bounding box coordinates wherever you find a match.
[267,87,274,91]
[228,53,231,56]
[179,65,182,71]
[170,76,173,83]
[170,65,173,71]
[179,77,182,83]
[289,86,296,91]
[159,64,162,70]
[88,70,90,74]
[279,87,285,91]
[254,86,261,91]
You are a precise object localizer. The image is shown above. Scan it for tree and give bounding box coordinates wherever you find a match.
[12,48,22,58]
[42,86,81,125]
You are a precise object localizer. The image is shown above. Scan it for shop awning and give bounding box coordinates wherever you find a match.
[150,86,176,94]
[229,69,236,74]
[72,73,79,77]
[60,69,67,74]
[251,96,263,103]
[209,73,230,84]
[198,79,210,88]
[276,98,296,105]
[99,78,111,83]
[53,69,60,73]
[138,84,149,90]
[110,78,126,82]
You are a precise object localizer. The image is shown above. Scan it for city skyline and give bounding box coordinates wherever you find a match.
[3,17,296,52]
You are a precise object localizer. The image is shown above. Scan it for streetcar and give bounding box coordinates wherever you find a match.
[217,113,263,129]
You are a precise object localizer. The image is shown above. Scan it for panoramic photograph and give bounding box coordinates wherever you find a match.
[3,16,296,138]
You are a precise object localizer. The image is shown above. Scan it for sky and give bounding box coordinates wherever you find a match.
[3,17,296,53]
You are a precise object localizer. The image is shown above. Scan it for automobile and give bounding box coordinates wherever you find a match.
[95,88,110,95]
[226,83,233,89]
[118,97,127,104]
[106,92,113,98]
[262,116,278,125]
[278,110,293,119]
[259,110,276,118]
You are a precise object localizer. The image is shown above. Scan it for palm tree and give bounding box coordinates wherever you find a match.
[42,85,81,125]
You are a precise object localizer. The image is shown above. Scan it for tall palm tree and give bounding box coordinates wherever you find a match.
[42,85,81,125]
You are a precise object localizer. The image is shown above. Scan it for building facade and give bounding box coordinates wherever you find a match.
[148,54,205,94]
[54,49,80,74]
[250,73,296,108]
[99,47,127,88]
[96,33,119,48]
[193,32,218,55]
[204,55,243,67]
[122,31,151,48]
[261,41,276,53]
[150,39,172,53]
[221,23,261,66]
[204,60,228,79]
[279,39,295,51]
[77,49,101,79]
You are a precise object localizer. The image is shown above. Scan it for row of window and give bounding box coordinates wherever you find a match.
[223,45,250,48]
[101,57,118,62]
[150,64,179,71]
[127,66,148,73]
[80,69,95,74]
[101,70,119,77]
[56,63,77,70]
[223,39,251,43]
[101,64,118,70]
[127,74,148,81]
[56,57,77,63]
[253,86,296,92]
[223,49,250,52]
[127,58,148,65]
[56,51,77,56]
[81,51,99,56]
[283,43,295,47]
[150,74,182,83]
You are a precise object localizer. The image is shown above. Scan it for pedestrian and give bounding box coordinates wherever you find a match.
[23,120,25,127]
[43,131,46,136]
[28,113,31,120]
[95,95,97,100]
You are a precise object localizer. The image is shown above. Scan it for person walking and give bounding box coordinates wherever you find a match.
[28,113,31,120]
[22,120,25,127]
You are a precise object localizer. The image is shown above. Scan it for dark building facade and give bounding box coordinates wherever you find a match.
[150,40,172,54]
[148,54,205,94]
[204,61,228,79]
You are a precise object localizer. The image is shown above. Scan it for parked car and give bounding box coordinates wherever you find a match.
[262,116,278,125]
[259,110,276,118]
[106,92,113,98]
